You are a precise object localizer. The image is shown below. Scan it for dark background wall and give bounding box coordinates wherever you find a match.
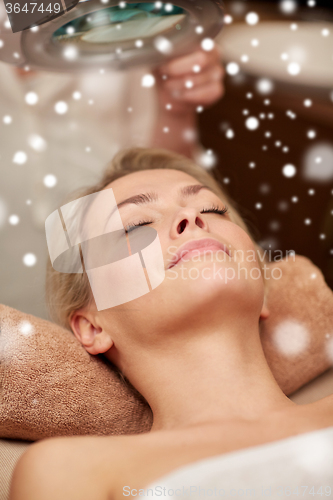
[199,0,333,289]
[256,0,332,7]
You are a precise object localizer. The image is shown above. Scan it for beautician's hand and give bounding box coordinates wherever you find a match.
[153,45,225,114]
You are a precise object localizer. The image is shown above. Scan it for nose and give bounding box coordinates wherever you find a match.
[171,207,208,237]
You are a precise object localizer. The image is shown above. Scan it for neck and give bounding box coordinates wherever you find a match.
[108,316,295,432]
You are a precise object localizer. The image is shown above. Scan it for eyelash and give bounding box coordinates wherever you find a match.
[124,204,229,233]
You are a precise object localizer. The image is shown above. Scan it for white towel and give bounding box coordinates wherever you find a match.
[143,426,333,500]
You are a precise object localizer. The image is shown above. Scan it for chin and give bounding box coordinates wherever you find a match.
[130,257,264,327]
[166,258,265,314]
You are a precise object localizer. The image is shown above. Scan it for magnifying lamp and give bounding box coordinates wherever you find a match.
[0,0,224,73]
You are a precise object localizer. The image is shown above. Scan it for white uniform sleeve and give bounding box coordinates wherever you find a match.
[121,65,159,149]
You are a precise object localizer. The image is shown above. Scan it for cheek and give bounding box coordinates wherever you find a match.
[214,221,258,258]
[212,223,264,289]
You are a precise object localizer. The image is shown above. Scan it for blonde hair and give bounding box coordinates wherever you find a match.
[46,147,266,331]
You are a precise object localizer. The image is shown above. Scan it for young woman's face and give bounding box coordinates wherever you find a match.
[87,168,267,348]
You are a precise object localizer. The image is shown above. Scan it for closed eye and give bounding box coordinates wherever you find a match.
[201,204,229,216]
[125,220,154,234]
[124,204,229,233]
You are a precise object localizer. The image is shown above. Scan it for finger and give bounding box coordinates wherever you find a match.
[158,47,221,77]
[173,81,225,106]
[162,64,224,93]
[163,48,220,76]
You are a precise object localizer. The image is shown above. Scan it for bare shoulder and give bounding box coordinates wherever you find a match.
[9,433,143,500]
[9,428,196,500]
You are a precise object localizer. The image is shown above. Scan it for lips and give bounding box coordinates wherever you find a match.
[167,238,230,270]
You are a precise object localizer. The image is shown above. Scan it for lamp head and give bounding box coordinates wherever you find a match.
[0,0,224,73]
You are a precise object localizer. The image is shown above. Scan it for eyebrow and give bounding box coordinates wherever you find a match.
[118,184,215,210]
[104,184,215,229]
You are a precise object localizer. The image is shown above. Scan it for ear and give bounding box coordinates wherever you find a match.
[260,294,270,321]
[70,310,113,356]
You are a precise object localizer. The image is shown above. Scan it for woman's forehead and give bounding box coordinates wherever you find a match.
[104,169,200,199]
